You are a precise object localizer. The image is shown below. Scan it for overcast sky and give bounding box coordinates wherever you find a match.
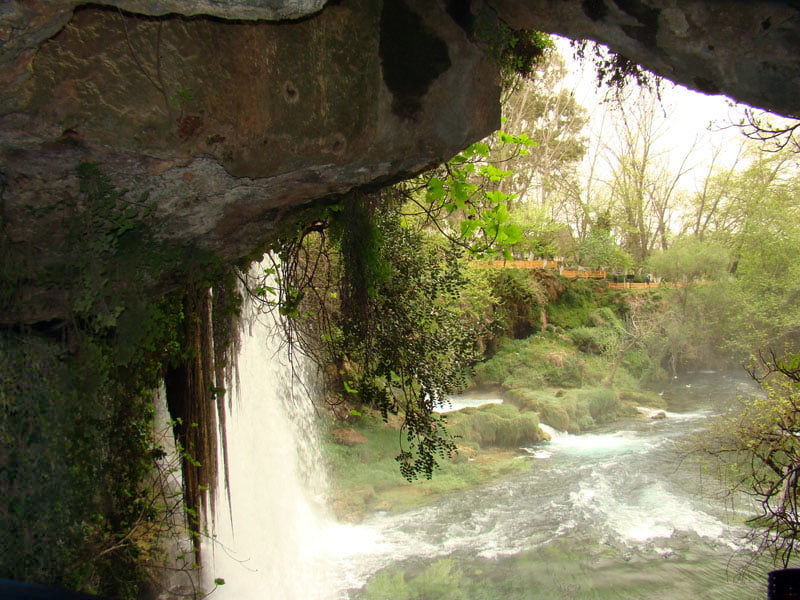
[552,35,750,192]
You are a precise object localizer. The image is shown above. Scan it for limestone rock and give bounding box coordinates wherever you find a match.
[489,0,800,119]
[4,0,800,325]
[0,0,499,323]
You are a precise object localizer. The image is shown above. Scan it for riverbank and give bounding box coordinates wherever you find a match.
[324,410,534,522]
[323,383,665,523]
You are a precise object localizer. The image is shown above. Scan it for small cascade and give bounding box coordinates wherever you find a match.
[202,285,332,599]
[538,423,569,440]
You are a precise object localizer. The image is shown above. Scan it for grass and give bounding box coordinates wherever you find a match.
[323,410,535,521]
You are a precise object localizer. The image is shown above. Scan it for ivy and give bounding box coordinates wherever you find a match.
[1,162,239,597]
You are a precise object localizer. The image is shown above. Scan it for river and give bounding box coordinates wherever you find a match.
[328,373,769,599]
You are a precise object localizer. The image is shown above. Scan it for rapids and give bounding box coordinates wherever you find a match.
[330,373,767,599]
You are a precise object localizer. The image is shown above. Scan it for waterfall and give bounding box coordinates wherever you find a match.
[202,290,332,599]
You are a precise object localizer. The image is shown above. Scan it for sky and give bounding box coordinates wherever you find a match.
[551,35,751,193]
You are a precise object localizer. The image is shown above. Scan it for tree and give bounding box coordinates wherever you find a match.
[251,193,480,481]
[602,297,662,386]
[696,148,800,355]
[601,88,697,262]
[701,349,800,567]
[492,51,589,209]
[646,236,729,283]
[575,211,632,271]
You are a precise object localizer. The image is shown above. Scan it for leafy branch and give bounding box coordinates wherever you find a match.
[397,133,535,258]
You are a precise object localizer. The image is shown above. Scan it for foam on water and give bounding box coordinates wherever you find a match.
[551,430,642,454]
[539,423,569,439]
[434,393,504,413]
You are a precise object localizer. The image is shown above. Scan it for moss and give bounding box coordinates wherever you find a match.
[0,162,245,596]
[447,403,542,448]
[573,387,622,424]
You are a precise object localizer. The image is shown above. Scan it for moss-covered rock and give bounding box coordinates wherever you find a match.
[447,403,543,448]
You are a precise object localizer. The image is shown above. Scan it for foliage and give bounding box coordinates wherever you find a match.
[1,163,235,597]
[572,39,661,94]
[0,311,192,597]
[646,237,729,282]
[253,194,480,481]
[474,335,598,391]
[485,269,546,340]
[547,279,598,329]
[324,412,530,518]
[336,202,477,480]
[699,349,800,566]
[490,51,589,209]
[470,13,554,90]
[396,136,534,259]
[576,222,633,271]
[568,325,618,354]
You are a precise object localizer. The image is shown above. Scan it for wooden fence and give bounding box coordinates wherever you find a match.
[475,261,705,291]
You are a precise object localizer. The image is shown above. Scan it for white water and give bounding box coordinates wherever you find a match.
[434,392,504,413]
[199,317,768,600]
[202,297,332,599]
[330,375,767,598]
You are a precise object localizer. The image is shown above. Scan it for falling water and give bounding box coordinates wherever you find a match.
[202,291,332,599]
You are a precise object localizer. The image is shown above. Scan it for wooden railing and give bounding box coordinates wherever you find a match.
[475,260,706,291]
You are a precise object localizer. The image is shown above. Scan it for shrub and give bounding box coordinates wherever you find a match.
[587,306,620,327]
[622,347,654,379]
[574,387,621,423]
[568,326,612,354]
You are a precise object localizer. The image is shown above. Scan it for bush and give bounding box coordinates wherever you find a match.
[587,306,620,327]
[622,348,654,379]
[574,387,621,423]
[568,326,614,354]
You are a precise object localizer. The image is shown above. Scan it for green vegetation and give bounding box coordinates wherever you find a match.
[324,411,532,521]
[1,163,235,597]
[697,349,800,567]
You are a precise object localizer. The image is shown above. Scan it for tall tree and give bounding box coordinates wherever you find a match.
[601,88,696,262]
[489,51,589,213]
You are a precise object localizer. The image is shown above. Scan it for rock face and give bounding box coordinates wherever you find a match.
[2,0,800,323]
[0,0,498,322]
[490,0,800,120]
